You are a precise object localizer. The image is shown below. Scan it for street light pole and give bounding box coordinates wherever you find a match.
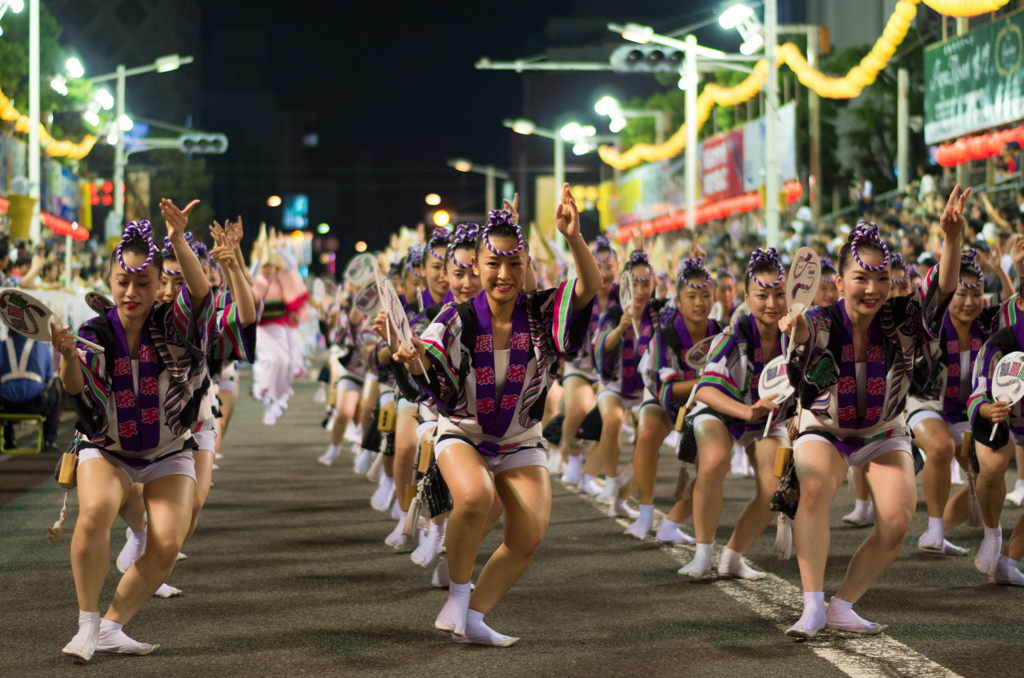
[28,0,40,242]
[485,166,495,213]
[113,64,126,243]
[90,55,194,245]
[686,35,699,232]
[554,138,565,197]
[764,0,780,248]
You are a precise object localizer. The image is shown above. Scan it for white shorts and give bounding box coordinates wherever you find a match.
[337,375,364,393]
[193,430,216,452]
[693,414,790,448]
[399,397,419,412]
[795,434,913,471]
[564,363,598,384]
[435,436,548,476]
[416,421,437,441]
[907,409,971,446]
[78,447,197,485]
[597,389,644,411]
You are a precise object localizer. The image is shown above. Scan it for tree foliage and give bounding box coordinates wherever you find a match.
[0,6,111,151]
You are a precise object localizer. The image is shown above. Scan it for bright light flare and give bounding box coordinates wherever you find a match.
[560,122,581,141]
[622,23,654,44]
[595,96,619,116]
[720,5,754,30]
[355,241,368,252]
[66,57,85,78]
[95,89,114,110]
[50,75,68,96]
[267,195,282,207]
[118,115,133,131]
[511,119,535,135]
[425,193,441,206]
[433,210,450,227]
[453,159,472,172]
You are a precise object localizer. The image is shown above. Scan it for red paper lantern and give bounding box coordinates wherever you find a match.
[952,139,969,165]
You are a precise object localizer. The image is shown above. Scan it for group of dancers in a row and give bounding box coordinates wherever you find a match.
[318,183,1024,647]
[51,201,293,661]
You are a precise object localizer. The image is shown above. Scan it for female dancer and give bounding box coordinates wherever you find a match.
[779,187,965,638]
[814,258,837,308]
[116,227,257,589]
[559,235,617,486]
[627,252,721,541]
[710,267,739,324]
[909,246,1017,555]
[55,200,228,660]
[966,275,1024,584]
[252,232,310,425]
[390,185,600,646]
[380,225,482,551]
[680,248,796,579]
[584,250,667,517]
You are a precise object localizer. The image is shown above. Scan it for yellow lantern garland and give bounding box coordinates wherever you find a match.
[600,0,996,170]
[0,86,97,160]
[922,0,1009,13]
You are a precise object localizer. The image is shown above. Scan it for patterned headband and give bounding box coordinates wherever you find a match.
[959,249,983,289]
[628,250,653,282]
[427,227,452,260]
[116,220,158,274]
[746,248,785,288]
[850,222,891,272]
[679,257,711,289]
[888,252,909,285]
[819,256,837,284]
[482,209,525,257]
[448,223,479,269]
[407,244,425,278]
[593,234,614,263]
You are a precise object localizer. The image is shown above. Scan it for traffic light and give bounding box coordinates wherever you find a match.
[610,44,685,73]
[178,133,228,155]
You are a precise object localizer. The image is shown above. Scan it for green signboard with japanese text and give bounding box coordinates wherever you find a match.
[925,11,1024,145]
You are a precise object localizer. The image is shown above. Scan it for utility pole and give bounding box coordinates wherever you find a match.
[807,29,821,219]
[897,68,909,193]
[956,18,968,190]
[685,35,699,232]
[113,64,126,242]
[28,0,40,243]
[765,0,780,248]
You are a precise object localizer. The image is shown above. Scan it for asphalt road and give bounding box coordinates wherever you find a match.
[0,379,1021,677]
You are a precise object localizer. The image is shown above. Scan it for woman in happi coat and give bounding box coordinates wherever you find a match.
[778,187,967,638]
[389,185,601,646]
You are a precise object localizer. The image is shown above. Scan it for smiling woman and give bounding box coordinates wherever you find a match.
[778,187,968,639]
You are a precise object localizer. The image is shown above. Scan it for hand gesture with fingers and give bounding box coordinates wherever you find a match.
[555,183,580,239]
[690,234,706,263]
[502,193,519,225]
[940,185,971,239]
[160,198,200,242]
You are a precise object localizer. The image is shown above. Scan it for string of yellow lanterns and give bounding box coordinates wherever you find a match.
[0,86,97,160]
[599,0,1000,170]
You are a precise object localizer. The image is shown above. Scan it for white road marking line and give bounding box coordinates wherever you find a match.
[563,477,961,678]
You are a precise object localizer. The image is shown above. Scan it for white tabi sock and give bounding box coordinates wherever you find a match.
[786,592,826,638]
[825,596,883,634]
[679,542,714,577]
[455,609,519,647]
[718,546,766,580]
[96,619,159,654]
[435,580,471,635]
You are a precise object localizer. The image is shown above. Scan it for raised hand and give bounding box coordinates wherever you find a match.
[502,193,519,225]
[160,198,200,241]
[940,185,971,238]
[554,183,580,239]
[210,244,236,271]
[1013,235,1024,272]
[690,234,707,262]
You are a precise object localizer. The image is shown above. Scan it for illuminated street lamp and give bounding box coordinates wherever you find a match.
[447,158,510,212]
[425,193,441,206]
[267,195,282,207]
[503,118,568,194]
[594,96,670,144]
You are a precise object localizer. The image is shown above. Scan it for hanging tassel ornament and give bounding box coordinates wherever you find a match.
[967,468,983,528]
[404,480,425,539]
[366,452,385,483]
[773,513,793,560]
[46,492,70,545]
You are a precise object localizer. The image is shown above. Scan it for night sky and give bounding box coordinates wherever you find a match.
[197,1,767,251]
